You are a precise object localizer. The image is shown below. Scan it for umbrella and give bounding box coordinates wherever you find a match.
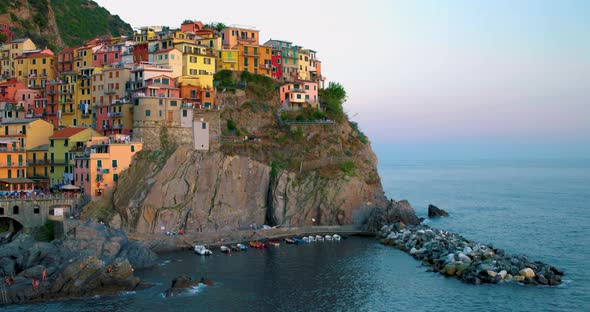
[60,184,80,190]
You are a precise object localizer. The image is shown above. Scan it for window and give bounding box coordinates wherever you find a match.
[113,174,119,182]
[12,206,18,215]
[182,110,188,117]
[50,139,54,147]
[202,122,207,129]
[131,145,135,152]
[297,94,302,99]
[34,206,40,214]
[145,110,151,117]
[64,139,69,147]
[97,160,102,167]
[50,166,54,173]
[112,160,118,168]
[0,207,3,215]
[305,85,310,90]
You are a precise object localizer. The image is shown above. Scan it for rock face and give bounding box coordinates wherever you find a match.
[379,223,564,286]
[0,222,157,304]
[164,275,213,298]
[105,148,389,234]
[428,204,449,218]
[361,199,422,232]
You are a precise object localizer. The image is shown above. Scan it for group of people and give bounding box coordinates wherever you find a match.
[4,268,46,291]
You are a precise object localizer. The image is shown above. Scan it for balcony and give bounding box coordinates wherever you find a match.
[62,109,75,115]
[0,132,25,137]
[105,89,117,95]
[29,159,50,165]
[0,147,26,153]
[0,162,28,168]
[49,159,69,165]
[112,99,131,105]
[260,63,272,69]
[181,103,194,109]
[82,113,91,119]
[113,124,123,129]
[108,112,122,117]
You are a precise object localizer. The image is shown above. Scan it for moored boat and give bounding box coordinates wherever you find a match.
[333,234,341,241]
[249,241,263,249]
[220,246,231,253]
[308,236,316,242]
[293,237,305,243]
[285,238,297,244]
[268,240,280,247]
[231,245,240,252]
[316,235,324,241]
[194,245,213,255]
[325,235,333,240]
[237,243,248,250]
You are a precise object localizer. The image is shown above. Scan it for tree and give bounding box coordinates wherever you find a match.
[319,82,347,121]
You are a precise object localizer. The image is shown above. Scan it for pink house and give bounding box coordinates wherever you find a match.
[92,44,124,67]
[279,80,319,109]
[132,74,180,98]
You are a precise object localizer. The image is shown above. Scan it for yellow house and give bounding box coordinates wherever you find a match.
[296,49,312,81]
[14,49,57,89]
[217,48,239,71]
[73,45,96,72]
[0,118,54,149]
[72,67,97,128]
[26,144,50,187]
[1,38,36,78]
[48,127,101,186]
[133,26,161,43]
[0,138,33,191]
[58,72,78,127]
[178,43,216,88]
[197,36,222,51]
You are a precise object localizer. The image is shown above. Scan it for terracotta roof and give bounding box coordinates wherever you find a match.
[49,127,89,139]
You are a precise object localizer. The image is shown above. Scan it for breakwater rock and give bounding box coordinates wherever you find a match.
[427,204,449,218]
[379,223,564,286]
[164,275,214,297]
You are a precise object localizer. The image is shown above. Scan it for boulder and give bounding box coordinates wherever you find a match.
[512,275,525,282]
[519,268,536,279]
[487,271,498,278]
[498,270,508,280]
[443,263,457,276]
[428,205,449,218]
[164,276,213,298]
[537,274,549,285]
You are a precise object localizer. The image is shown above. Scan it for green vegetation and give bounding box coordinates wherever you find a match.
[227,119,236,131]
[349,121,369,144]
[204,22,227,32]
[320,82,347,121]
[50,0,132,47]
[241,71,279,100]
[292,126,305,142]
[36,221,55,242]
[338,160,357,177]
[281,108,327,122]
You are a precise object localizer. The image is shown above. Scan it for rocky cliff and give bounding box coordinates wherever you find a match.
[0,0,132,50]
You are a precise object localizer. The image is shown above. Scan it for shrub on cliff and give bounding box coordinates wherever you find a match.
[320,82,347,121]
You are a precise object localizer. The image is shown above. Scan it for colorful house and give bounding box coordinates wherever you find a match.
[179,81,215,109]
[92,43,125,67]
[221,27,259,48]
[149,48,183,78]
[279,80,319,109]
[177,43,216,88]
[264,39,298,82]
[217,48,239,71]
[48,127,101,186]
[26,144,50,187]
[1,38,36,78]
[92,67,131,135]
[57,48,75,73]
[0,118,54,149]
[0,138,32,191]
[14,49,57,90]
[73,134,142,198]
[271,49,283,80]
[0,24,11,44]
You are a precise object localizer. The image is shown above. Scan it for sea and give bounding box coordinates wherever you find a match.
[5,154,590,311]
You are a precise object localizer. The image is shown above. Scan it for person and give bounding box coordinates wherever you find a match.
[41,268,47,281]
[10,275,15,285]
[179,229,184,235]
[32,279,38,290]
[106,266,113,273]
[5,276,10,287]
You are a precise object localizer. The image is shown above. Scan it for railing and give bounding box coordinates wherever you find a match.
[0,133,25,137]
[180,103,194,109]
[0,147,26,152]
[112,99,131,105]
[49,160,69,165]
[107,112,122,117]
[28,159,50,165]
[0,162,28,168]
[113,124,123,129]
[105,89,117,94]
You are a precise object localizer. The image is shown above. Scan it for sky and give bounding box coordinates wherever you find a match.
[94,0,590,158]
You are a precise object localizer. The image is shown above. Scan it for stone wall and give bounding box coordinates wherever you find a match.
[0,197,77,228]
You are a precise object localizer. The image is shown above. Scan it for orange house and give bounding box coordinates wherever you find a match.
[179,83,216,109]
[237,44,273,77]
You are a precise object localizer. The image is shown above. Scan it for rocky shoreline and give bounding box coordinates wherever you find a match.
[0,222,158,305]
[379,222,564,286]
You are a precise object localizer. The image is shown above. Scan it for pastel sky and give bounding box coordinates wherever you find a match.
[95,0,590,157]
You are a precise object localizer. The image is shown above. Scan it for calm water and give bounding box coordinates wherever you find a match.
[6,157,590,311]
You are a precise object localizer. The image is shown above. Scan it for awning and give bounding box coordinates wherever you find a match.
[60,184,80,190]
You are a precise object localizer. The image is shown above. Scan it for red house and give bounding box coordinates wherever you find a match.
[133,43,149,64]
[93,44,123,67]
[271,49,283,80]
[0,24,11,43]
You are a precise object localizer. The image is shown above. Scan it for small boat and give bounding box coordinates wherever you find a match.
[308,236,316,242]
[302,237,310,243]
[231,245,240,252]
[316,235,324,241]
[293,237,305,244]
[194,245,212,255]
[285,238,297,244]
[249,241,263,249]
[237,243,248,251]
[268,240,280,247]
[333,234,341,241]
[325,235,333,240]
[220,246,230,253]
